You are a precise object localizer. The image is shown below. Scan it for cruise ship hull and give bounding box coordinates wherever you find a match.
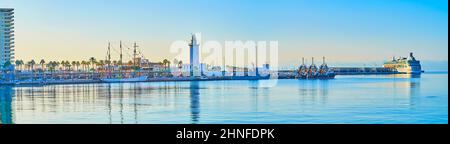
[396,68,423,74]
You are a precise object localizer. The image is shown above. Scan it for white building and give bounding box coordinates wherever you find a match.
[189,33,200,77]
[0,8,14,69]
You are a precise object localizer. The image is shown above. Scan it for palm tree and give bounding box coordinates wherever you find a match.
[61,61,66,70]
[113,60,118,67]
[105,60,111,66]
[72,61,77,71]
[86,61,91,71]
[178,60,183,69]
[178,60,183,77]
[40,59,46,71]
[60,61,66,70]
[15,60,23,71]
[55,61,60,71]
[2,61,12,70]
[67,61,71,70]
[163,59,170,71]
[28,60,36,71]
[66,61,72,71]
[21,60,25,70]
[98,60,105,70]
[89,57,96,71]
[81,61,87,71]
[46,61,53,72]
[76,61,81,71]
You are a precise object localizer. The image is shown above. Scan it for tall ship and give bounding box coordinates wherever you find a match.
[383,52,423,74]
[100,41,148,83]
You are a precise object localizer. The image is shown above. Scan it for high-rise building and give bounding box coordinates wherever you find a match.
[189,33,200,77]
[0,8,14,68]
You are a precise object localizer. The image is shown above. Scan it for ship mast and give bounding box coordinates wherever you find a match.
[108,42,111,77]
[119,41,123,66]
[133,42,138,67]
[108,42,111,65]
[119,41,123,78]
[222,46,226,76]
[255,44,259,77]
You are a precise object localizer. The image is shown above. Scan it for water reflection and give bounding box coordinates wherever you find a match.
[297,80,329,105]
[107,84,112,124]
[0,87,14,124]
[190,81,200,124]
[0,73,446,124]
[390,74,421,107]
[248,80,270,112]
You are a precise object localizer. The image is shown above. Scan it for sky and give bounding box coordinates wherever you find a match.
[0,0,448,68]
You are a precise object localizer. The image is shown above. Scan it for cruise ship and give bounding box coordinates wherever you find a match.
[383,52,423,74]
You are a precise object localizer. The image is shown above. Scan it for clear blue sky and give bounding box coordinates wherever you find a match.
[1,0,448,67]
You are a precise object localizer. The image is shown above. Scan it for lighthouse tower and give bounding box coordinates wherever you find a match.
[189,33,201,77]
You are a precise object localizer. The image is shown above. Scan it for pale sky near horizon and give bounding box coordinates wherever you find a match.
[1,0,448,66]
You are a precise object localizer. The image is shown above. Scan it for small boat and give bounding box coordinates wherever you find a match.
[100,76,148,83]
[297,57,335,79]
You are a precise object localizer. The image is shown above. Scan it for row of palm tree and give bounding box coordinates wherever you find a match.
[162,59,184,70]
[12,57,183,72]
[14,57,105,72]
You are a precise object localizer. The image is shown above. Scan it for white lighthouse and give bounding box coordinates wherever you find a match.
[189,33,201,77]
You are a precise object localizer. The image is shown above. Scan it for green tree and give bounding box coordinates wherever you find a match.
[40,59,46,71]
[89,57,96,71]
[163,59,170,71]
[28,60,36,71]
[15,60,23,71]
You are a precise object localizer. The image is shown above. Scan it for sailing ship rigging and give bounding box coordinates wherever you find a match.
[101,41,148,82]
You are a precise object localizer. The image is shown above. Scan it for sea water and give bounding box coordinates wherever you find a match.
[0,73,447,124]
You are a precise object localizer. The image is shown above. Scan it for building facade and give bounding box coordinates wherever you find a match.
[0,8,14,69]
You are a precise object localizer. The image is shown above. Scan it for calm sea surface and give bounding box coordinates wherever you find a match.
[0,73,447,124]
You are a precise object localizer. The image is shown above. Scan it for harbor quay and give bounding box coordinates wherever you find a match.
[0,66,402,86]
[0,70,266,86]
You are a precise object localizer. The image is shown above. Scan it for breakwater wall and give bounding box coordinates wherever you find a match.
[331,67,399,75]
[0,67,405,86]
